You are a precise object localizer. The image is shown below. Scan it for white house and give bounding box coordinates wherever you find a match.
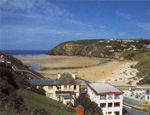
[87,82,123,115]
[106,45,112,48]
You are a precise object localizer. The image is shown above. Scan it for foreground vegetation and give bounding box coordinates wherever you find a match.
[0,51,76,115]
[75,94,103,115]
[18,90,76,115]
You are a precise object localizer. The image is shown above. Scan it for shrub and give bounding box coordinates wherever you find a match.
[75,94,103,115]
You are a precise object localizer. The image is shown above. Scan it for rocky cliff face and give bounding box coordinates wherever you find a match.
[47,41,114,57]
[47,39,150,59]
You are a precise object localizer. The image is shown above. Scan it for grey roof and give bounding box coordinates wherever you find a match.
[28,79,56,85]
[62,95,74,99]
[88,82,122,94]
[57,72,78,85]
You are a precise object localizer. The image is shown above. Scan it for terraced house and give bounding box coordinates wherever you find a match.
[87,82,123,115]
[28,72,80,106]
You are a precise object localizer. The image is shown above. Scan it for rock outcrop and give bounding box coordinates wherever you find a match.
[47,42,113,57]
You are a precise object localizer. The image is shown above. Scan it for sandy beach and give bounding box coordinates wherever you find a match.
[18,55,104,68]
[18,55,138,85]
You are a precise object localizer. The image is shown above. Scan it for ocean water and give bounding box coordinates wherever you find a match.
[1,50,48,56]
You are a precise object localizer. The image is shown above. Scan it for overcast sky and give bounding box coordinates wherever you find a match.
[0,0,150,50]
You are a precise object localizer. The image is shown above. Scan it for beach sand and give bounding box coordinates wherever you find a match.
[18,55,104,68]
[18,55,138,85]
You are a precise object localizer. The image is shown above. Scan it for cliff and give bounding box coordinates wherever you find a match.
[47,39,150,59]
[47,41,114,57]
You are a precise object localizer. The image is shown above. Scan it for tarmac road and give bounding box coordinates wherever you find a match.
[123,105,149,115]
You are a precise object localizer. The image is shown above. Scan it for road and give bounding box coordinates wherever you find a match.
[123,105,149,115]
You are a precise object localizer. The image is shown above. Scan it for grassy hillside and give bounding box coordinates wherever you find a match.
[122,48,150,84]
[0,51,44,78]
[18,90,76,115]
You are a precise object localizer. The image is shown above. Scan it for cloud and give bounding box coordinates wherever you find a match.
[136,22,150,31]
[0,0,73,18]
[117,11,131,20]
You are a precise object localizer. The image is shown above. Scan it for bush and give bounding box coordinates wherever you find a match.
[33,109,51,115]
[29,86,46,96]
[75,94,103,115]
[138,76,150,85]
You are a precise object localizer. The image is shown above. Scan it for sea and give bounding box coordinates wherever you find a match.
[1,50,48,56]
[1,50,49,71]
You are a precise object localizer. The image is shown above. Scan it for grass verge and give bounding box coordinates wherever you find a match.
[17,89,76,115]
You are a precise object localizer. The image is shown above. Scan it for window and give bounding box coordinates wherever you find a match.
[64,85,67,89]
[115,94,120,99]
[100,95,106,99]
[48,86,53,89]
[108,112,112,114]
[114,111,119,115]
[108,103,112,107]
[108,94,113,99]
[69,85,72,89]
[115,102,120,107]
[47,93,53,98]
[58,86,61,90]
[74,85,76,90]
[100,103,106,108]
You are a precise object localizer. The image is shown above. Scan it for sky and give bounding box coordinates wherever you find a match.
[0,0,150,50]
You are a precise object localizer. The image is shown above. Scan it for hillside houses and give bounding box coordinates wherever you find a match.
[106,45,112,48]
[28,72,80,106]
[143,44,150,48]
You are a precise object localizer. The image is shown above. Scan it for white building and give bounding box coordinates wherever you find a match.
[106,45,112,48]
[87,82,123,115]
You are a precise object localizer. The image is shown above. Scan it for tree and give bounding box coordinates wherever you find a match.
[75,94,103,115]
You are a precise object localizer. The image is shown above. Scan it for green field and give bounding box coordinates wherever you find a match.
[18,90,76,115]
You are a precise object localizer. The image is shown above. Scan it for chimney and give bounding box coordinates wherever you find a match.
[57,73,61,79]
[77,105,84,115]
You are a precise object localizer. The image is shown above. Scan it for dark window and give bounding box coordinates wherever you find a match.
[100,103,106,108]
[108,112,112,114]
[74,85,76,90]
[108,103,112,107]
[58,86,61,89]
[114,111,119,115]
[115,102,120,107]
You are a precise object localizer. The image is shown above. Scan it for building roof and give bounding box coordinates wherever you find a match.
[28,79,56,85]
[57,72,78,85]
[87,82,123,94]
